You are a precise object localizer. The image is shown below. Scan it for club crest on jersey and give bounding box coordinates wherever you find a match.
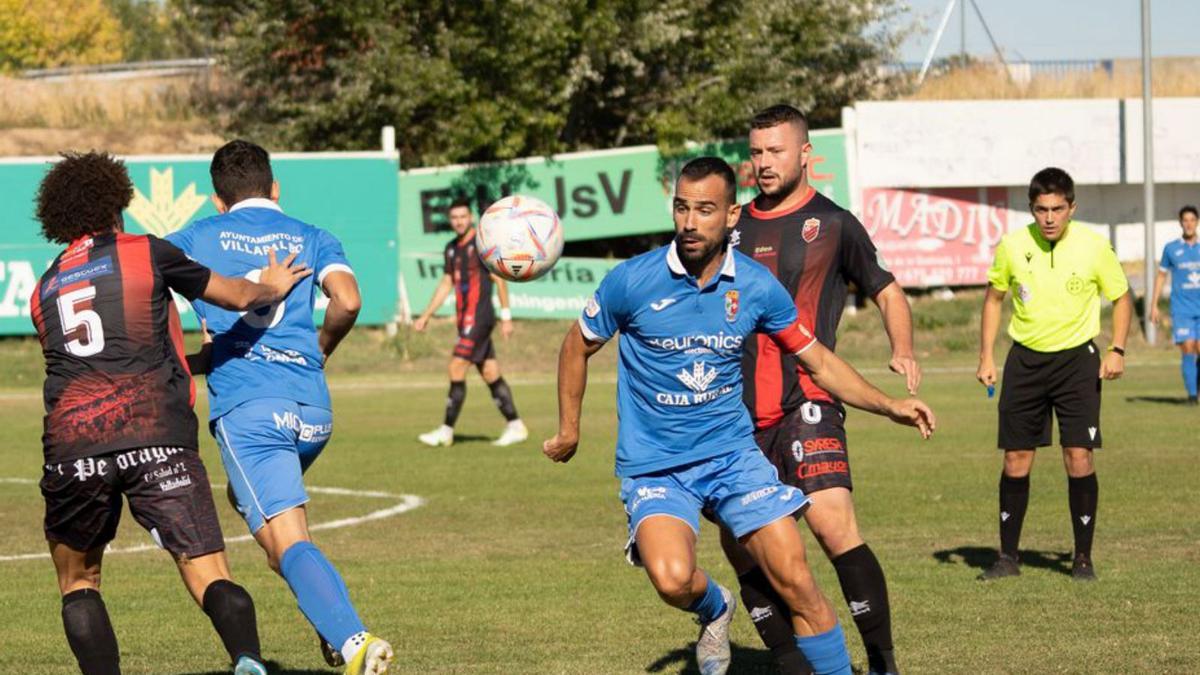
[802,218,821,243]
[724,290,740,322]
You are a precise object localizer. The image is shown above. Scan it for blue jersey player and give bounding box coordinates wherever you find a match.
[169,141,392,674]
[1151,205,1200,404]
[543,158,935,675]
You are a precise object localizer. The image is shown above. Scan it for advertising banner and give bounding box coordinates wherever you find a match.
[0,153,399,335]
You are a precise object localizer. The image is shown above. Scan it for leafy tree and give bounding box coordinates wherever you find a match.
[190,0,905,165]
[108,0,205,62]
[0,0,125,72]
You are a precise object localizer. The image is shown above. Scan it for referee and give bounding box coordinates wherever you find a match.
[976,167,1132,581]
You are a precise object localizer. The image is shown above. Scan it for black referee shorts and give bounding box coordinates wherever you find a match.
[998,341,1102,450]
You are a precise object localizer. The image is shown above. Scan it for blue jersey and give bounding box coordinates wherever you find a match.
[167,199,353,420]
[580,242,816,477]
[1161,238,1200,317]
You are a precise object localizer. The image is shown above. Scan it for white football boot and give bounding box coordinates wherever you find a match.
[417,425,454,447]
[492,419,529,446]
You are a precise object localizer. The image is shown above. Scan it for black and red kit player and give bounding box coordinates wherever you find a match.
[721,106,922,675]
[414,198,527,448]
[31,152,308,675]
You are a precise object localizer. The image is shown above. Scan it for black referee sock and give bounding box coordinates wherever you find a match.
[832,544,897,675]
[737,567,813,675]
[202,579,262,664]
[61,589,120,675]
[443,381,466,427]
[487,377,520,422]
[1068,473,1099,558]
[999,473,1031,558]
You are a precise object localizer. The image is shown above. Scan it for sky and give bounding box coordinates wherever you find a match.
[893,0,1200,63]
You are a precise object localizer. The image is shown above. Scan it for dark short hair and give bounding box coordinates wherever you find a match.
[448,197,472,213]
[36,152,133,245]
[678,156,737,205]
[750,104,810,136]
[1028,167,1075,205]
[210,139,273,205]
[1179,205,1198,220]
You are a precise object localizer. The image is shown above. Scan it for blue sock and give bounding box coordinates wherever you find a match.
[279,541,366,649]
[1182,354,1198,397]
[795,622,852,675]
[686,572,727,623]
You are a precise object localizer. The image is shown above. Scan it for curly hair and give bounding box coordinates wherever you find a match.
[36,152,133,244]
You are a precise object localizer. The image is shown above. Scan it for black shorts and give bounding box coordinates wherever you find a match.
[452,320,496,364]
[998,341,1102,450]
[41,447,225,558]
[755,401,852,493]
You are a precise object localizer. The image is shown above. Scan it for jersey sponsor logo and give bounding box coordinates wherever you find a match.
[273,410,333,443]
[1066,274,1084,295]
[1186,271,1200,289]
[801,217,821,243]
[218,230,305,256]
[650,297,677,311]
[656,360,734,406]
[797,459,848,480]
[802,437,844,454]
[114,446,183,471]
[631,485,667,511]
[753,245,776,259]
[740,485,778,506]
[724,290,739,322]
[42,256,114,298]
[585,297,601,318]
[647,332,744,352]
[676,361,718,392]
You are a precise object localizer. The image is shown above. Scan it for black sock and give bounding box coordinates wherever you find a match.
[61,589,120,675]
[1068,473,1099,558]
[999,473,1030,558]
[832,544,896,674]
[737,567,813,675]
[487,377,520,422]
[202,579,261,664]
[443,381,466,427]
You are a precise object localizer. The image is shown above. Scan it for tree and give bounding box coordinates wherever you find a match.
[0,0,125,72]
[189,0,905,165]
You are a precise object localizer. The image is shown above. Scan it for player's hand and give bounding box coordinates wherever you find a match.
[500,319,514,340]
[413,316,429,332]
[889,353,922,394]
[1150,306,1161,325]
[977,357,997,387]
[1100,351,1125,380]
[260,248,311,300]
[885,398,936,439]
[200,318,212,344]
[542,431,579,463]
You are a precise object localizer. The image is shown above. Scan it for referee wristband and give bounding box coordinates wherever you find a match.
[1108,345,1125,356]
[500,308,512,321]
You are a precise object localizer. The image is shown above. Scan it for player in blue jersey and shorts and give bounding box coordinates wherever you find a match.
[1150,205,1200,404]
[543,157,936,675]
[169,140,392,674]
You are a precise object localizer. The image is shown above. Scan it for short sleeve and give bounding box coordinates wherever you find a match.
[1094,242,1130,301]
[149,236,211,301]
[579,264,628,343]
[758,276,816,355]
[1159,244,1174,272]
[986,239,1012,291]
[315,229,354,285]
[840,214,895,297]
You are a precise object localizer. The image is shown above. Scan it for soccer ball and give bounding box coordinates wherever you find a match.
[476,194,564,281]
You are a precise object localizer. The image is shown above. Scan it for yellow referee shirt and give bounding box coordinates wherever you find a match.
[987,222,1129,353]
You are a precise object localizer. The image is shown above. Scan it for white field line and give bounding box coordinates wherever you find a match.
[0,478,424,563]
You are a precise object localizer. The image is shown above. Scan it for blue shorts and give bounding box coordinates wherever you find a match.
[619,449,810,566]
[1172,314,1200,343]
[212,398,333,534]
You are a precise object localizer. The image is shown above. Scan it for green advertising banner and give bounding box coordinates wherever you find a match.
[0,153,399,335]
[401,252,616,320]
[398,130,848,251]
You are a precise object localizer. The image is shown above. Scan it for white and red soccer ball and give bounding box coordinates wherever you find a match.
[476,195,564,282]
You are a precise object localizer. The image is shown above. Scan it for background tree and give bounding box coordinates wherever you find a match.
[0,0,125,72]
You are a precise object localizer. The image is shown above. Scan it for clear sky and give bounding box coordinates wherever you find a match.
[894,0,1200,63]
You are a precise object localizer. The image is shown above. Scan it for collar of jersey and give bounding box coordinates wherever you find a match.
[229,198,283,214]
[666,240,736,281]
[747,185,816,219]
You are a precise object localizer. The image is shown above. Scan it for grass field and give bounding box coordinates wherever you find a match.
[1,303,1197,673]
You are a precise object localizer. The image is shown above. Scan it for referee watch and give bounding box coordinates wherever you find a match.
[1108,345,1125,356]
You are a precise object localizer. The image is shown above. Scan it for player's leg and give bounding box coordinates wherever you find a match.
[42,457,123,675]
[1050,342,1103,581]
[478,349,527,445]
[419,353,472,446]
[1178,325,1199,402]
[120,446,267,672]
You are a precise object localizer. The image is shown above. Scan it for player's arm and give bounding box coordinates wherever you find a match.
[1150,268,1168,325]
[977,285,1006,387]
[1100,291,1133,380]
[185,319,213,374]
[492,274,514,339]
[413,274,453,332]
[794,340,935,438]
[201,249,311,311]
[871,281,920,394]
[318,271,361,362]
[543,322,606,463]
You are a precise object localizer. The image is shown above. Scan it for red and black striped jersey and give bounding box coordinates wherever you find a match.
[443,229,495,328]
[31,232,212,462]
[734,188,894,428]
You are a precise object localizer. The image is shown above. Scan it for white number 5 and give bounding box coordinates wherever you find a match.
[58,287,105,357]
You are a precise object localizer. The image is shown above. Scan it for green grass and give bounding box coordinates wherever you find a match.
[0,295,1196,673]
